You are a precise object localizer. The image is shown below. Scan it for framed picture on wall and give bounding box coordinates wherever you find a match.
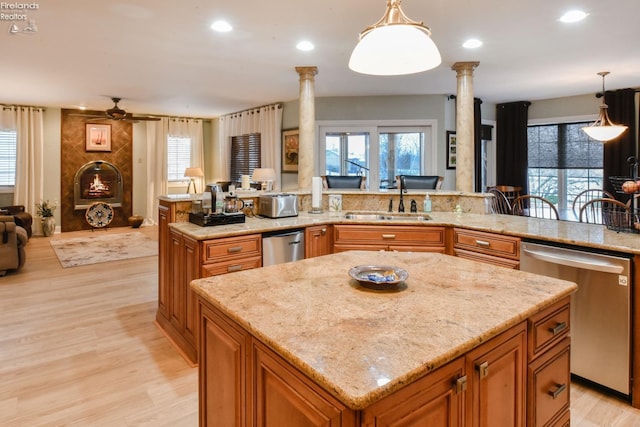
[282,128,299,172]
[86,124,112,152]
[446,131,457,169]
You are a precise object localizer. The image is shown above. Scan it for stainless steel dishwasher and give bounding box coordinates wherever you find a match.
[262,229,305,266]
[520,240,632,396]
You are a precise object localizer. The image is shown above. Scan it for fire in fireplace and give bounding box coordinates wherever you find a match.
[74,160,123,209]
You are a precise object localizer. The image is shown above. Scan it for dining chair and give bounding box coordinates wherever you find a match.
[491,185,522,206]
[396,175,444,190]
[579,198,630,225]
[572,189,615,218]
[512,195,560,220]
[486,187,512,215]
[322,175,366,190]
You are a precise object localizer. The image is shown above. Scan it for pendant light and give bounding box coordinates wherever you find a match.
[348,0,441,76]
[581,71,628,142]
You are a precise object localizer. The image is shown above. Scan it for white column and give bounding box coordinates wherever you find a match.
[451,62,479,192]
[295,66,318,191]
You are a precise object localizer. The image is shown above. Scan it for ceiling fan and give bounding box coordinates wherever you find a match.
[72,97,160,122]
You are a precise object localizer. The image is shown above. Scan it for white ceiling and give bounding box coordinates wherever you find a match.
[2,0,639,118]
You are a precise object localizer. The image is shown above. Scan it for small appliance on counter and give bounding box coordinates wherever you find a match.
[258,193,299,218]
[189,212,245,227]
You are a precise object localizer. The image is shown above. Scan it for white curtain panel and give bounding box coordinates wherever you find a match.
[169,117,205,193]
[218,104,282,189]
[7,106,44,215]
[144,117,204,224]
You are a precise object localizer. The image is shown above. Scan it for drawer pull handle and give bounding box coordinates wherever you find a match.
[455,375,467,394]
[549,322,567,336]
[475,239,490,248]
[321,228,327,236]
[381,234,396,239]
[227,246,243,253]
[477,361,489,379]
[227,264,243,272]
[548,383,567,400]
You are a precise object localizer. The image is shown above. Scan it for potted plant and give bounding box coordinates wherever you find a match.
[36,199,57,236]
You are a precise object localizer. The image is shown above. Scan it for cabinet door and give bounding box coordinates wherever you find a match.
[183,235,200,346]
[527,338,570,427]
[305,225,332,258]
[157,205,170,319]
[169,229,185,330]
[199,303,250,427]
[467,322,526,427]
[253,340,353,427]
[362,357,465,427]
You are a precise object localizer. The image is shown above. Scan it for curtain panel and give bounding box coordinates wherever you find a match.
[496,101,531,194]
[1,106,44,216]
[603,88,637,200]
[145,117,204,224]
[218,104,282,189]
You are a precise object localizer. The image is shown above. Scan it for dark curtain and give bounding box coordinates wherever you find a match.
[603,88,637,200]
[474,98,482,192]
[496,101,531,194]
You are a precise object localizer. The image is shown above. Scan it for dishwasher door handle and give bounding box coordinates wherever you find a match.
[522,248,625,274]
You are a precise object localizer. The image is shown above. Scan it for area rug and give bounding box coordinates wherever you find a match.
[50,232,157,268]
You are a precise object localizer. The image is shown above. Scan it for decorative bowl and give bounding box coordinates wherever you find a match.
[348,265,408,290]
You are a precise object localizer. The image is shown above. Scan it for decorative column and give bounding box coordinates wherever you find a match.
[451,62,479,192]
[295,66,318,190]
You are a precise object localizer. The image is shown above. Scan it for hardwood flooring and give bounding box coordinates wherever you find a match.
[1,226,640,426]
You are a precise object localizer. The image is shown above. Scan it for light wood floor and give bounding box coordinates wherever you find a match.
[2,226,640,426]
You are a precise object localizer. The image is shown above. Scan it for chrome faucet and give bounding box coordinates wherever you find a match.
[398,175,406,213]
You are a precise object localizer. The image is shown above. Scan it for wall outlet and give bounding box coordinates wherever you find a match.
[242,199,254,209]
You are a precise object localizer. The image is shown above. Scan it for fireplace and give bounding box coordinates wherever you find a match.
[74,160,123,210]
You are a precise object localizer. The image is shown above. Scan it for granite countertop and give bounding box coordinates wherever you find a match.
[170,210,640,254]
[191,250,577,409]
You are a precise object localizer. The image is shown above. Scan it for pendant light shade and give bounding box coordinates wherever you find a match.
[349,0,441,76]
[582,72,628,142]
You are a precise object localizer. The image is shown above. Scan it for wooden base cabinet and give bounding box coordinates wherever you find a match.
[305,225,333,258]
[453,228,520,269]
[333,225,446,253]
[198,297,568,427]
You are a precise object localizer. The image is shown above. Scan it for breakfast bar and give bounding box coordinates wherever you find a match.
[191,250,577,426]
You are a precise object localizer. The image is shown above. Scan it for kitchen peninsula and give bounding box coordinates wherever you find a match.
[191,250,576,426]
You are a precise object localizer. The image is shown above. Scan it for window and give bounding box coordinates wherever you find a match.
[230,133,261,184]
[319,121,436,190]
[527,122,603,215]
[0,130,17,188]
[167,135,191,182]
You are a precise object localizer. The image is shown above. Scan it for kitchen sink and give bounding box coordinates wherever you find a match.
[343,212,430,221]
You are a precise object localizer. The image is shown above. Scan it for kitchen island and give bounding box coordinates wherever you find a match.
[191,250,577,426]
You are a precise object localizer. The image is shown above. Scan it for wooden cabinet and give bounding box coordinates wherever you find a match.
[201,234,262,277]
[452,228,520,269]
[156,205,262,365]
[305,225,333,258]
[197,295,556,427]
[466,322,527,427]
[362,357,466,427]
[199,301,355,427]
[527,298,571,427]
[333,225,446,253]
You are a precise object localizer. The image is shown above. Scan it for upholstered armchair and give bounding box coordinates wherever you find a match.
[0,205,33,238]
[0,215,28,276]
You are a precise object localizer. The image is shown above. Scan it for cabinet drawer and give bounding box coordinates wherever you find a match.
[201,256,262,277]
[527,338,571,427]
[202,234,261,264]
[334,225,446,247]
[453,228,520,260]
[528,299,570,360]
[454,248,520,269]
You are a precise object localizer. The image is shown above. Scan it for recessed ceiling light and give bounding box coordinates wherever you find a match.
[211,20,232,32]
[296,41,314,51]
[463,38,483,49]
[559,10,588,23]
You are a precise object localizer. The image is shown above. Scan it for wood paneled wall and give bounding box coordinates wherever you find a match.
[60,109,133,231]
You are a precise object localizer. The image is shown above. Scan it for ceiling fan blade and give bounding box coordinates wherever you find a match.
[68,112,107,118]
[126,115,161,121]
